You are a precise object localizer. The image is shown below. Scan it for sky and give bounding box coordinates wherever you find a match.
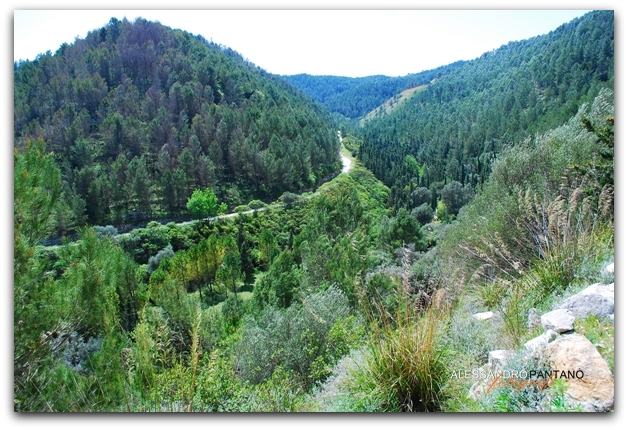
[14,9,591,77]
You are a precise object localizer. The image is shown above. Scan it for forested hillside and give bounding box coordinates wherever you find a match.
[14,17,340,231]
[14,11,614,413]
[280,74,390,105]
[359,10,613,212]
[282,61,465,119]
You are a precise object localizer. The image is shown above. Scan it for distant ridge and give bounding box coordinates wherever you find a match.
[281,61,465,119]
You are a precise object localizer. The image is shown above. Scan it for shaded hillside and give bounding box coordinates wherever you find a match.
[14,17,340,229]
[359,10,614,211]
[280,74,390,105]
[282,61,465,119]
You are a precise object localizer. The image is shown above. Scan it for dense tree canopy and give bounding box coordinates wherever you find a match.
[282,61,465,119]
[358,10,614,211]
[14,17,340,229]
[13,11,614,413]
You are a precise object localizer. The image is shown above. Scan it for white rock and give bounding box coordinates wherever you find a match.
[488,350,514,370]
[578,283,614,300]
[606,262,614,274]
[557,294,614,319]
[524,329,557,354]
[541,309,575,333]
[472,311,494,321]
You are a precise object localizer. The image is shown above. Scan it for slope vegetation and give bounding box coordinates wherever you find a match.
[359,10,614,211]
[282,61,465,119]
[14,17,340,229]
[360,84,428,125]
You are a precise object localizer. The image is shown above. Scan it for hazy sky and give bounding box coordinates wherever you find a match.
[14,9,590,77]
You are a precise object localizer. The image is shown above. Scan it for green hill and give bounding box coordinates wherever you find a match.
[359,10,614,211]
[282,61,465,119]
[14,17,340,229]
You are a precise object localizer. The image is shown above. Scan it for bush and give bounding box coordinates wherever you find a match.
[235,286,353,388]
[93,225,118,239]
[248,199,267,210]
[280,192,300,207]
[350,307,448,411]
[411,187,431,208]
[253,249,302,309]
[440,181,474,216]
[380,208,425,250]
[411,203,434,225]
[234,205,251,213]
[147,244,174,274]
[60,332,103,372]
[221,295,246,330]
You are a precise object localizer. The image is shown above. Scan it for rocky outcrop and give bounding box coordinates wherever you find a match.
[488,350,514,370]
[544,333,614,412]
[466,270,614,411]
[557,283,614,319]
[578,282,614,299]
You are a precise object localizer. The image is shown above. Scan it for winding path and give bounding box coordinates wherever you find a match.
[44,132,354,248]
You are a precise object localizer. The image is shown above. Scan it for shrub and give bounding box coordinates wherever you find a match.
[235,286,353,388]
[248,199,267,210]
[93,225,119,239]
[233,205,251,213]
[146,244,174,274]
[440,181,474,216]
[221,295,246,330]
[411,187,432,208]
[280,192,300,207]
[352,262,450,412]
[380,208,425,251]
[350,307,448,411]
[411,203,434,225]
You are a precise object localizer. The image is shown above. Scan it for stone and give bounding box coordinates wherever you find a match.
[557,293,614,319]
[472,311,494,321]
[488,350,514,370]
[541,309,575,333]
[524,329,557,355]
[544,333,614,412]
[467,364,491,401]
[577,283,614,300]
[606,262,614,274]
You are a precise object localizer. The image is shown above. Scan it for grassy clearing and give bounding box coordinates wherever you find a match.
[360,85,428,125]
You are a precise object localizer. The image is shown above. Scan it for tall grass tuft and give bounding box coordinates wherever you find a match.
[352,245,449,412]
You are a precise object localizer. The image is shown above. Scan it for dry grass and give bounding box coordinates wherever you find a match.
[360,85,428,125]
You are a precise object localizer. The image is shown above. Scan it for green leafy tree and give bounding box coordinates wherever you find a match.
[385,208,426,250]
[440,181,474,216]
[130,156,152,215]
[256,229,279,270]
[253,249,301,309]
[186,188,225,219]
[411,203,435,225]
[217,251,243,297]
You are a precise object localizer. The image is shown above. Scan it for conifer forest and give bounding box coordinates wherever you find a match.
[14,11,614,412]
